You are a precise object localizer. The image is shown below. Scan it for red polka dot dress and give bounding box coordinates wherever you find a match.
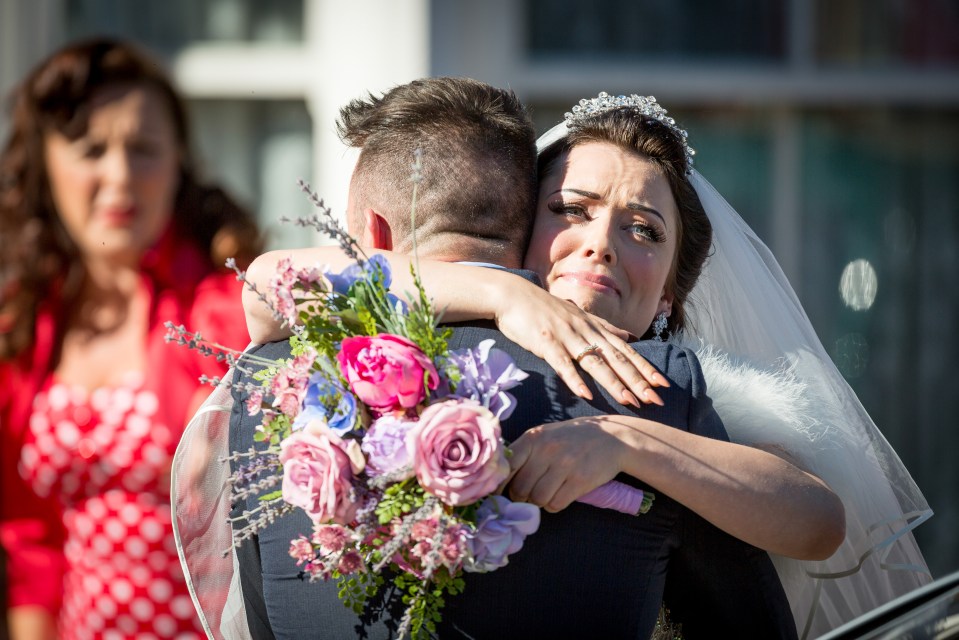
[20,372,204,639]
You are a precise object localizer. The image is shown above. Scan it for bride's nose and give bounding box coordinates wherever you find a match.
[579,218,617,265]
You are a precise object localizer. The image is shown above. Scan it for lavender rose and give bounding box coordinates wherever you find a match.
[337,334,439,411]
[448,339,528,420]
[466,495,541,572]
[279,423,365,525]
[406,399,509,506]
[362,415,416,479]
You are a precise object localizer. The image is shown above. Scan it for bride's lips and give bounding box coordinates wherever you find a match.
[556,271,621,297]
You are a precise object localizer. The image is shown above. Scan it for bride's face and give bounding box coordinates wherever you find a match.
[524,141,679,337]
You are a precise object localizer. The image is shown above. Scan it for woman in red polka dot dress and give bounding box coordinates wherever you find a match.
[0,38,261,639]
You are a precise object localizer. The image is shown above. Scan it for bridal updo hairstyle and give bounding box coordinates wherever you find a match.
[0,37,262,360]
[537,108,712,338]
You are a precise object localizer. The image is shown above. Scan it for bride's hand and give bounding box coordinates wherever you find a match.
[506,417,633,512]
[491,274,667,406]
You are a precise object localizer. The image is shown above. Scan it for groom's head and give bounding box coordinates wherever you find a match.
[337,77,537,267]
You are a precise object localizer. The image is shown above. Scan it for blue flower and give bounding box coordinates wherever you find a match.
[292,372,358,436]
[325,254,393,296]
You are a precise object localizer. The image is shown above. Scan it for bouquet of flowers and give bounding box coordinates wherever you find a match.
[168,174,653,638]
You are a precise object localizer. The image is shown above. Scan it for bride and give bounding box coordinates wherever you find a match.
[175,92,932,639]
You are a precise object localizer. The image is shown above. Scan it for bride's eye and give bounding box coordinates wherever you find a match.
[547,200,588,221]
[626,221,666,243]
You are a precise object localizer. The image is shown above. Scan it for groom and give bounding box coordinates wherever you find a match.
[230,77,797,639]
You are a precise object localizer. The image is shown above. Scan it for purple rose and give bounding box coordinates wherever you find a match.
[448,339,528,420]
[407,399,509,506]
[466,495,540,572]
[361,415,416,479]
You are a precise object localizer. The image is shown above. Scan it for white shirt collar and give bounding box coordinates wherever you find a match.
[454,261,508,270]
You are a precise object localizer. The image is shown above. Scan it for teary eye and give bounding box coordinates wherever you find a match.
[626,221,665,243]
[547,200,589,221]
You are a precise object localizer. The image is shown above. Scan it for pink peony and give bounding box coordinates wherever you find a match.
[245,388,265,416]
[289,537,315,565]
[407,399,509,506]
[269,349,316,419]
[337,334,438,410]
[279,423,364,525]
[337,550,365,575]
[312,524,351,554]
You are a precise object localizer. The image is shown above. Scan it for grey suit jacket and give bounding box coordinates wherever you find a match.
[230,275,796,639]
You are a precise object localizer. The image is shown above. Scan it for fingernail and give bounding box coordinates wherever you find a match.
[643,388,665,406]
[579,385,593,401]
[622,389,641,407]
[651,372,670,387]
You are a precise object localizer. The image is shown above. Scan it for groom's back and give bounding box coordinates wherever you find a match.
[236,323,797,639]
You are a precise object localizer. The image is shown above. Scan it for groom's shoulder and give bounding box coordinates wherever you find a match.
[630,339,706,394]
[231,340,294,383]
[246,339,294,361]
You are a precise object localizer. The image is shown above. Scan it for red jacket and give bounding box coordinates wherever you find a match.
[0,228,250,612]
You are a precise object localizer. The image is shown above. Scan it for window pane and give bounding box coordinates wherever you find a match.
[526,0,787,62]
[188,100,316,251]
[64,0,305,52]
[677,110,775,241]
[815,0,959,67]
[797,109,959,570]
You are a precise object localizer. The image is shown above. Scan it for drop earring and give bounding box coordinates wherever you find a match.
[652,312,668,341]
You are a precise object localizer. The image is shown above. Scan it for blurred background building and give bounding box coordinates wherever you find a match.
[2,0,957,577]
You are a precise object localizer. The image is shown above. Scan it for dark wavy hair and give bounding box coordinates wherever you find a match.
[0,37,262,360]
[537,109,712,338]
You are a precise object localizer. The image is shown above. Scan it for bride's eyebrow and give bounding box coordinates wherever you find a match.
[626,202,666,226]
[548,188,600,199]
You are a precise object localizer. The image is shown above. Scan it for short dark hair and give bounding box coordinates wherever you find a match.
[538,109,712,337]
[337,77,537,265]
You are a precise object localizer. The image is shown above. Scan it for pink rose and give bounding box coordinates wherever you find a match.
[279,423,364,525]
[407,399,509,506]
[337,334,438,410]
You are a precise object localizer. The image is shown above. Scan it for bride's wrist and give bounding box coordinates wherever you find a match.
[484,268,522,323]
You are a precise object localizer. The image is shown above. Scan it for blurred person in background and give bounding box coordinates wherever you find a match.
[0,37,261,639]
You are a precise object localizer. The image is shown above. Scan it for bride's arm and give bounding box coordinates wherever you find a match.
[507,415,845,561]
[243,247,668,405]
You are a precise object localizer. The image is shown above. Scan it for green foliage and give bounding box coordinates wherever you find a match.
[337,570,384,616]
[255,412,293,446]
[396,570,466,639]
[375,480,426,525]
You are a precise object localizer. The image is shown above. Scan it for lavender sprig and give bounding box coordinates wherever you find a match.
[163,322,278,376]
[224,257,305,338]
[294,179,366,266]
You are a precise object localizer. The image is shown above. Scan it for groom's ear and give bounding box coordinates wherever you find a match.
[361,208,393,251]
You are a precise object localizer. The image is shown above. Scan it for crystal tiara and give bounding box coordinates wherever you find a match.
[563,92,695,171]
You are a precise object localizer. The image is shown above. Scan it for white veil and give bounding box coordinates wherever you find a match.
[171,371,252,640]
[539,119,932,638]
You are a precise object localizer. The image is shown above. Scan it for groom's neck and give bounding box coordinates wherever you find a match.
[397,235,522,269]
